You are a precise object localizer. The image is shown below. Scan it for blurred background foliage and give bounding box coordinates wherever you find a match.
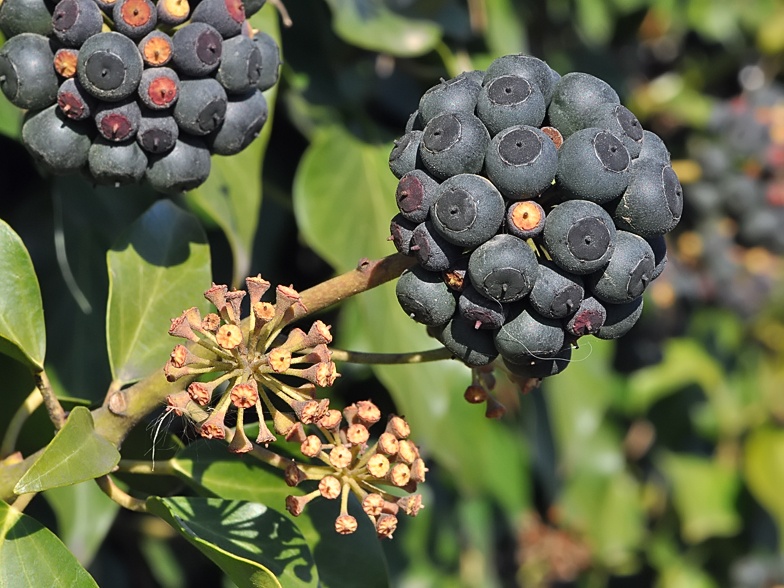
[3,0,784,586]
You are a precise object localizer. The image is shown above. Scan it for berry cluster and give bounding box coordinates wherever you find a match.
[0,0,281,192]
[164,279,424,538]
[390,54,682,382]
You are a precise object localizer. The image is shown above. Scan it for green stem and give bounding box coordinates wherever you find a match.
[95,475,147,512]
[433,41,462,79]
[117,459,176,475]
[1,389,42,459]
[328,347,453,365]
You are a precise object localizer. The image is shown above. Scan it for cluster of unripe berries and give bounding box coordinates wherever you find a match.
[0,0,280,192]
[390,54,682,381]
[164,279,423,538]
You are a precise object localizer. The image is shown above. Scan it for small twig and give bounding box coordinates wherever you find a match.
[327,347,453,365]
[268,0,292,27]
[1,389,43,459]
[95,475,148,512]
[117,459,175,475]
[11,492,36,513]
[35,369,66,431]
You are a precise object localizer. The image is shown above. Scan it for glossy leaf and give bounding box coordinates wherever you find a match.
[322,0,442,57]
[147,496,318,588]
[292,125,529,516]
[171,441,389,588]
[0,498,99,588]
[44,480,120,567]
[184,5,280,288]
[14,407,120,494]
[0,92,22,140]
[744,427,784,539]
[106,200,211,386]
[0,219,46,370]
[660,453,741,544]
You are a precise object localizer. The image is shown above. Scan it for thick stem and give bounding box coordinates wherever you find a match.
[1,389,43,459]
[95,475,147,512]
[11,492,36,513]
[117,459,175,475]
[328,347,453,365]
[35,369,65,431]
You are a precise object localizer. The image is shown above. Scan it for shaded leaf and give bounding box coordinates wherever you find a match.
[0,92,22,140]
[147,496,319,588]
[44,480,120,567]
[744,427,784,541]
[0,498,99,588]
[292,125,529,516]
[106,200,211,387]
[322,0,442,57]
[184,5,281,288]
[14,407,120,494]
[575,0,613,45]
[660,453,741,544]
[170,441,390,588]
[0,219,46,370]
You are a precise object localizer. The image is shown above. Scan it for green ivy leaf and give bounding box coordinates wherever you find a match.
[170,442,389,588]
[744,427,784,541]
[14,407,120,494]
[660,453,741,544]
[0,499,99,588]
[184,4,281,288]
[0,219,46,371]
[575,0,614,46]
[147,496,318,588]
[0,92,22,140]
[106,200,211,387]
[292,125,530,516]
[322,0,442,57]
[43,480,120,567]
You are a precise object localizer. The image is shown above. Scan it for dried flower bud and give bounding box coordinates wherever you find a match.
[410,458,427,483]
[376,514,398,539]
[387,463,411,487]
[164,360,193,382]
[329,445,353,469]
[363,493,385,517]
[225,290,246,324]
[301,435,322,457]
[485,395,506,419]
[305,320,332,346]
[346,424,369,446]
[183,307,202,330]
[285,422,307,444]
[356,400,381,426]
[201,313,221,332]
[169,344,203,368]
[293,400,323,424]
[367,454,390,478]
[284,462,306,487]
[256,419,276,446]
[200,411,227,440]
[187,381,214,405]
[303,344,331,364]
[296,362,339,387]
[268,348,292,372]
[228,422,253,454]
[335,514,357,535]
[166,391,191,416]
[273,410,297,435]
[280,328,307,352]
[230,381,258,409]
[319,409,342,431]
[397,440,418,464]
[216,324,243,349]
[204,283,228,313]
[168,314,200,343]
[397,494,423,517]
[464,385,487,404]
[253,302,275,325]
[382,501,399,516]
[246,275,271,304]
[285,493,314,516]
[343,404,358,425]
[296,382,317,399]
[386,416,410,439]
[378,433,400,456]
[318,476,341,499]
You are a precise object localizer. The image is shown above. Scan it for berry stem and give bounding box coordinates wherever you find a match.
[95,475,148,512]
[0,389,43,459]
[326,347,454,365]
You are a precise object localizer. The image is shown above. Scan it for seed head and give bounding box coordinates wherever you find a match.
[386,416,410,439]
[318,476,341,499]
[378,433,400,456]
[300,435,322,457]
[166,391,192,416]
[246,275,271,304]
[293,400,324,425]
[397,440,419,464]
[285,422,307,444]
[464,385,488,404]
[201,313,221,332]
[187,381,214,405]
[329,445,353,469]
[397,494,424,517]
[216,324,242,349]
[228,423,253,454]
[284,462,306,487]
[376,514,398,539]
[319,409,342,431]
[356,400,381,425]
[204,283,228,314]
[168,314,199,342]
[346,423,369,446]
[335,514,358,535]
[230,381,258,409]
[367,454,390,478]
[268,348,292,372]
[410,458,428,483]
[305,320,332,345]
[200,411,227,440]
[387,463,411,487]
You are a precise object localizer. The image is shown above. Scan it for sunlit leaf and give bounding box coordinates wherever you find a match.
[744,427,784,542]
[106,200,211,387]
[0,219,45,370]
[14,407,120,494]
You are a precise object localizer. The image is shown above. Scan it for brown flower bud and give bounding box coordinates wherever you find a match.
[356,400,381,426]
[318,476,341,499]
[367,454,390,478]
[363,493,385,517]
[164,360,193,382]
[410,458,427,483]
[305,320,332,346]
[253,302,275,325]
[342,404,358,426]
[284,462,306,487]
[319,409,342,431]
[201,313,221,332]
[280,328,307,352]
[295,382,317,400]
[386,416,410,439]
[382,501,399,516]
[293,400,322,425]
[228,423,253,454]
[378,433,399,456]
[256,419,276,446]
[246,275,271,304]
[169,344,202,368]
[168,314,200,343]
[302,344,331,364]
[187,381,214,405]
[397,494,424,517]
[397,440,418,464]
[230,381,258,409]
[329,445,353,469]
[375,514,398,539]
[216,324,243,349]
[273,410,297,435]
[464,385,487,404]
[225,290,246,324]
[166,391,191,416]
[268,348,292,372]
[183,307,202,330]
[285,422,307,444]
[204,283,228,312]
[200,411,227,440]
[485,395,506,419]
[296,362,339,387]
[300,435,322,457]
[387,463,411,487]
[346,423,369,446]
[285,493,315,516]
[335,514,358,535]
